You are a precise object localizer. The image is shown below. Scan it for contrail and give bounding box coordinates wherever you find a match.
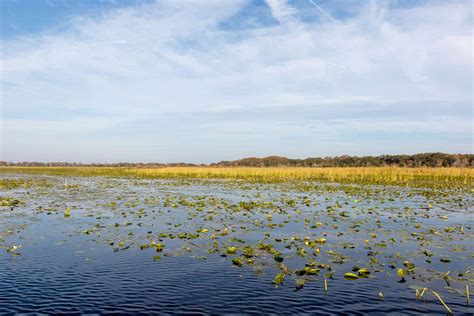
[309,0,339,23]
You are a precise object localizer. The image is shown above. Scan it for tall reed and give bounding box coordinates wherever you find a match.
[1,166,472,188]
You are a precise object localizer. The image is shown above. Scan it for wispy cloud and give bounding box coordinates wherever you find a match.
[1,0,472,162]
[265,0,297,24]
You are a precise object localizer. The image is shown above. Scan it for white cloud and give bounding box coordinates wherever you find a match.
[0,0,472,162]
[264,0,297,24]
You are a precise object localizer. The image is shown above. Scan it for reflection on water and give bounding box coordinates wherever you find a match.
[0,175,473,315]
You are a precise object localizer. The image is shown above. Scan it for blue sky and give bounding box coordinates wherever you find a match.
[1,0,472,163]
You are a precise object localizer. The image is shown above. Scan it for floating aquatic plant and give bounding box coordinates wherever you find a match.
[0,170,472,314]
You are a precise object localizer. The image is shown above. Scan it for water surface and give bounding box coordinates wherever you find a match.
[1,175,473,314]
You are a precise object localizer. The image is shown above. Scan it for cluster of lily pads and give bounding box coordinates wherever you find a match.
[0,174,472,314]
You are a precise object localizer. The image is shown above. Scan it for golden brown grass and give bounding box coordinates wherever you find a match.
[0,166,472,188]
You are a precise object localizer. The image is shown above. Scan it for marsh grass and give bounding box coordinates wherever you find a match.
[0,166,472,188]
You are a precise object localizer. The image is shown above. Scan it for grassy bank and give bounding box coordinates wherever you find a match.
[0,166,472,188]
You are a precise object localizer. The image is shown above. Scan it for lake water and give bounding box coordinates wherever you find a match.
[1,175,473,315]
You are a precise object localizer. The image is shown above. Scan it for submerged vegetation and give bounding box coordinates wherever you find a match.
[0,168,472,314]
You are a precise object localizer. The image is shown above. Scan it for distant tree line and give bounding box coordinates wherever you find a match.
[212,153,474,168]
[0,153,472,168]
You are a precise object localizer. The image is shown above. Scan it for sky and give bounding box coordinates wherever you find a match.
[0,0,472,163]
